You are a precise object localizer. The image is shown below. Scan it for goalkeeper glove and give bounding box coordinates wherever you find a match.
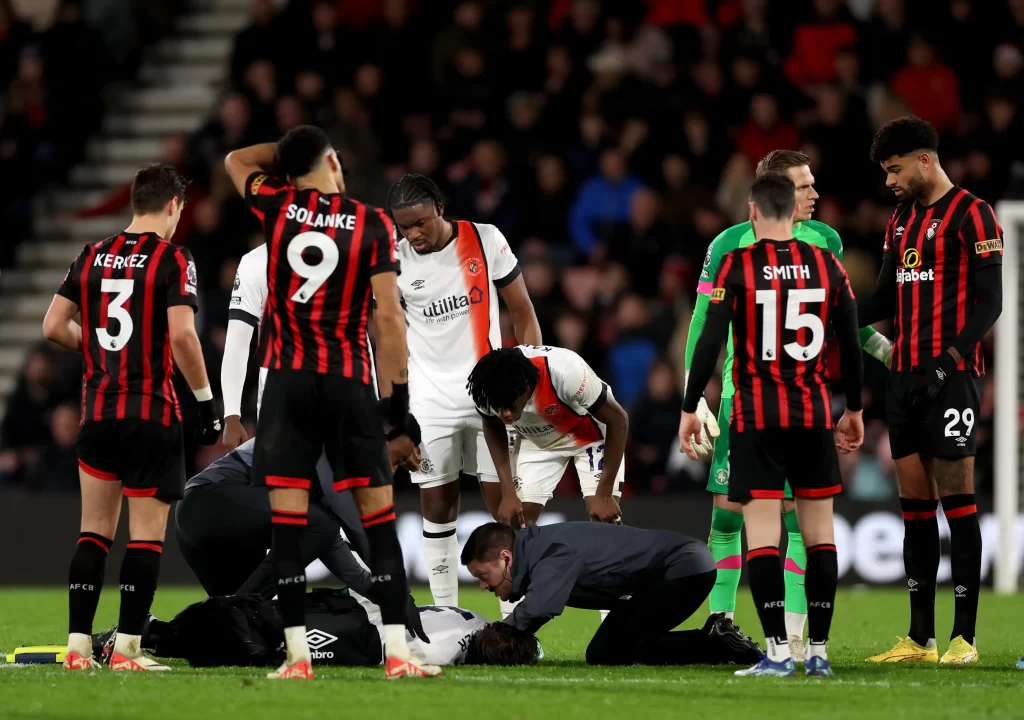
[691,397,720,459]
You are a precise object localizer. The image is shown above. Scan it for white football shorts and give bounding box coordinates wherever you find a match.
[410,414,500,489]
[513,438,624,506]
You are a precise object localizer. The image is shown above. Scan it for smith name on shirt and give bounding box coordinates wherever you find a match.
[283,204,357,230]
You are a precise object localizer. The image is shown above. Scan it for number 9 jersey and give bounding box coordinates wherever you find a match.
[244,171,398,380]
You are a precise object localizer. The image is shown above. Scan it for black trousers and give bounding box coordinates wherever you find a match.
[586,570,717,666]
[174,481,343,597]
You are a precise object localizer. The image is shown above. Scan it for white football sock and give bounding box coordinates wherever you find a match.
[422,519,459,606]
[785,611,807,640]
[765,637,791,663]
[808,641,827,661]
[724,611,735,621]
[383,624,411,657]
[67,632,92,657]
[113,633,142,658]
[599,610,610,623]
[500,597,522,619]
[283,626,310,665]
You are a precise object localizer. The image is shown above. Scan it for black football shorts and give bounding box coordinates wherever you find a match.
[727,426,842,503]
[251,369,391,493]
[77,419,185,502]
[887,370,981,460]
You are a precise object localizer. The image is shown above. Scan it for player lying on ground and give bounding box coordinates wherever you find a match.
[226,127,432,679]
[858,117,1002,665]
[682,149,891,660]
[175,436,417,598]
[681,173,865,678]
[387,174,541,613]
[462,521,763,666]
[90,591,501,669]
[42,164,223,672]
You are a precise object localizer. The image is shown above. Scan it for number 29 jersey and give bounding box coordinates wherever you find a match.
[708,239,854,432]
[244,171,398,381]
[57,232,198,425]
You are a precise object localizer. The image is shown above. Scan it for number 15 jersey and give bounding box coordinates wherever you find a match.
[244,171,398,381]
[708,238,854,432]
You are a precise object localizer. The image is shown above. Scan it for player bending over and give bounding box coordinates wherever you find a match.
[387,174,541,612]
[467,345,627,526]
[462,521,762,666]
[225,127,432,679]
[681,173,865,677]
[859,117,1002,665]
[681,149,891,660]
[43,164,222,671]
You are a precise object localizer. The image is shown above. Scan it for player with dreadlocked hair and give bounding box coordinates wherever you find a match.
[466,348,540,415]
[387,173,541,614]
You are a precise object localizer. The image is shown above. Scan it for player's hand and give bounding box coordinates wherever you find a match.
[835,409,864,454]
[401,445,422,472]
[909,349,958,410]
[388,434,417,472]
[691,397,720,458]
[196,398,223,446]
[405,594,430,644]
[497,492,525,529]
[678,411,705,460]
[221,415,247,450]
[588,494,621,524]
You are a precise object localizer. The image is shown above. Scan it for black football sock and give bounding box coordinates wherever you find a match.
[805,544,838,644]
[747,547,787,652]
[941,494,981,644]
[270,510,308,629]
[900,498,939,647]
[361,504,409,626]
[118,541,163,636]
[68,532,112,635]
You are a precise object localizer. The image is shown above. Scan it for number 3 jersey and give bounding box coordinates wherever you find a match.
[244,171,397,380]
[708,239,854,431]
[57,232,198,424]
[476,345,611,451]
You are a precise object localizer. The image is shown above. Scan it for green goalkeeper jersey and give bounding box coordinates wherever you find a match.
[685,220,879,399]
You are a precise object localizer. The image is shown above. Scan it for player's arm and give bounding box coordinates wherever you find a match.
[682,239,724,457]
[223,143,278,197]
[480,412,524,528]
[504,543,582,634]
[371,270,409,423]
[221,254,264,448]
[498,276,542,345]
[42,295,82,352]
[829,256,865,452]
[43,251,87,351]
[825,223,893,365]
[946,202,1003,364]
[590,392,628,506]
[855,215,899,327]
[167,248,221,444]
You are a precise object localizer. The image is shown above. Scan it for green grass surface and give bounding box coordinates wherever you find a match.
[1,587,1022,719]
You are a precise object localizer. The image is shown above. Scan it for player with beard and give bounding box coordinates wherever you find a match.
[859,117,1002,666]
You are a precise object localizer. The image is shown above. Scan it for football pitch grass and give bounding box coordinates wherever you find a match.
[1,587,1022,719]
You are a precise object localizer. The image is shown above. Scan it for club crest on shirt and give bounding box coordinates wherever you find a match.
[926,221,940,239]
[544,404,559,416]
[464,257,482,276]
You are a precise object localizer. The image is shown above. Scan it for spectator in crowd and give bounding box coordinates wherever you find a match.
[569,147,644,257]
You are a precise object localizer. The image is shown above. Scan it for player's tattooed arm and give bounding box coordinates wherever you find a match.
[224,143,278,197]
[41,294,83,352]
[498,275,542,346]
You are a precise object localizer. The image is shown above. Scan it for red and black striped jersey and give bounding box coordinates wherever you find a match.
[244,171,398,381]
[882,186,1002,376]
[57,232,198,425]
[708,239,855,431]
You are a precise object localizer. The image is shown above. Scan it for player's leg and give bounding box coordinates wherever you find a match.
[65,434,121,670]
[339,380,439,678]
[868,374,941,662]
[252,370,321,679]
[931,371,983,664]
[787,429,843,677]
[729,428,795,677]
[706,398,744,620]
[414,420,462,606]
[781,494,807,658]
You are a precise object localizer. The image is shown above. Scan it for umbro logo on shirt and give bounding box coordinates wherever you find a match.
[411,279,425,289]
